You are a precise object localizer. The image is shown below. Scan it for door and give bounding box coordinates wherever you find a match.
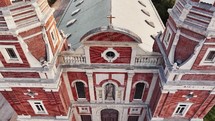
[128,116,139,121]
[101,109,118,121]
[81,115,92,121]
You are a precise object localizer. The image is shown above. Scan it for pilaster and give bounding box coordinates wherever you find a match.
[130,45,137,65]
[84,46,91,64]
[62,72,74,101]
[125,72,134,103]
[86,71,95,103]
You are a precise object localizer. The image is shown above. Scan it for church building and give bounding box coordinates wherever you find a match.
[0,0,215,121]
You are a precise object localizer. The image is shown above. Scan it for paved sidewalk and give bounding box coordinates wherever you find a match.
[51,0,70,23]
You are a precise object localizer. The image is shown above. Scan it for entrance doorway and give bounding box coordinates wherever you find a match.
[101,109,118,121]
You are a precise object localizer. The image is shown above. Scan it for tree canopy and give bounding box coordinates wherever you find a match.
[152,0,176,24]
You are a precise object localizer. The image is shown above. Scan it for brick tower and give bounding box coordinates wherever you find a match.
[152,0,215,120]
[0,0,70,120]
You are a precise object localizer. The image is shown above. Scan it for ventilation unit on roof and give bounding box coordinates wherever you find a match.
[138,1,146,7]
[76,0,84,7]
[145,20,155,28]
[71,9,81,16]
[141,9,150,16]
[66,19,77,27]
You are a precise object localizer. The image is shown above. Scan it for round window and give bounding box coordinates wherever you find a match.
[106,51,115,59]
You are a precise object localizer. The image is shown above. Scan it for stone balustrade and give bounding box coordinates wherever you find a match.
[134,55,162,66]
[61,54,86,64]
[60,53,162,66]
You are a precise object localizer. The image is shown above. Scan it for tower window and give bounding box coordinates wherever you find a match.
[173,103,192,117]
[28,100,48,114]
[5,48,17,59]
[76,82,86,98]
[205,51,215,61]
[134,83,145,99]
[163,28,172,48]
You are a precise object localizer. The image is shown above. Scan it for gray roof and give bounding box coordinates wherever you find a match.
[58,0,164,52]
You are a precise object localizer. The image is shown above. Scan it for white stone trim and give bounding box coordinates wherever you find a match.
[130,45,137,65]
[199,0,215,4]
[28,100,48,115]
[49,26,58,47]
[163,27,172,48]
[63,72,74,101]
[0,45,23,64]
[86,71,95,102]
[84,46,91,64]
[151,117,164,121]
[172,102,192,117]
[78,106,90,114]
[71,80,88,87]
[101,48,119,62]
[190,118,204,121]
[22,32,43,40]
[129,107,142,115]
[125,72,134,103]
[132,80,149,88]
[199,48,215,66]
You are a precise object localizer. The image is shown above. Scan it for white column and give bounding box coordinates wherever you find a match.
[63,72,74,101]
[130,45,137,65]
[122,108,128,121]
[86,71,95,103]
[91,107,98,121]
[125,72,134,103]
[74,107,81,121]
[84,46,91,64]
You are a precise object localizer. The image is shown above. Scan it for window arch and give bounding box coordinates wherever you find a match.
[74,81,86,99]
[133,81,148,100]
[102,81,119,101]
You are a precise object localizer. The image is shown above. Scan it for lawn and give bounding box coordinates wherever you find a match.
[204,106,215,121]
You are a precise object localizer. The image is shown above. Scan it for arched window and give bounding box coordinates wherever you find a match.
[105,83,115,100]
[75,82,86,98]
[134,83,145,99]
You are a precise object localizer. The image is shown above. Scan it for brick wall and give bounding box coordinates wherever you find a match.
[0,0,11,7]
[0,43,30,67]
[24,34,46,61]
[130,73,153,102]
[1,87,69,117]
[90,46,131,63]
[87,32,136,42]
[174,36,198,64]
[1,72,40,78]
[153,90,215,119]
[67,72,90,101]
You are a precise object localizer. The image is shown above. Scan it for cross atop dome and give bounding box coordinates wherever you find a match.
[107,15,115,25]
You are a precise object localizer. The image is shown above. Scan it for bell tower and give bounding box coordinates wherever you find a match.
[152,0,215,120]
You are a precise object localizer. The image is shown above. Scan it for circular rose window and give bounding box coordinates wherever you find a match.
[101,48,119,62]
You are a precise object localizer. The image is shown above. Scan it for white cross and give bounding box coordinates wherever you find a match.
[24,89,38,98]
[182,92,197,101]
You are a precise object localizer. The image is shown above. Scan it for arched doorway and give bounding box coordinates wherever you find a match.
[101,109,118,121]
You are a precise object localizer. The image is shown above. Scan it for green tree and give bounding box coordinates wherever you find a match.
[152,0,175,24]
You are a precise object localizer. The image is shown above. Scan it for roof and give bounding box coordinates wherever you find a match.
[58,0,164,52]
